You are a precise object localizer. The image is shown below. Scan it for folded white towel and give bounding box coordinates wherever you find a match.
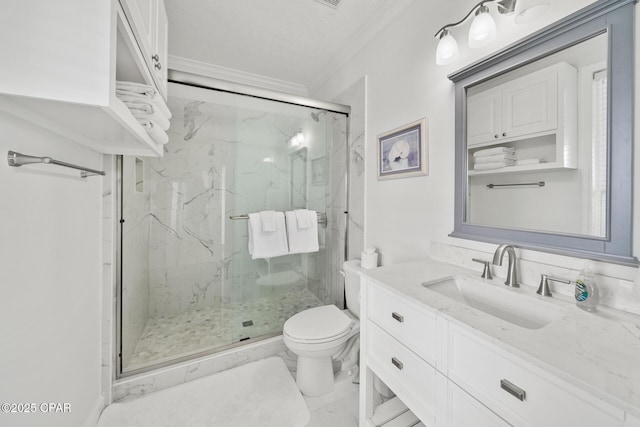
[260,210,277,232]
[474,154,517,164]
[294,209,312,229]
[116,81,156,97]
[132,109,170,131]
[516,158,547,166]
[285,210,319,255]
[473,161,515,171]
[122,101,153,114]
[473,147,515,158]
[152,92,172,119]
[116,91,172,120]
[248,212,289,259]
[138,120,169,145]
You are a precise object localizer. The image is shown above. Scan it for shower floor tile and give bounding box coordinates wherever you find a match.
[127,287,324,370]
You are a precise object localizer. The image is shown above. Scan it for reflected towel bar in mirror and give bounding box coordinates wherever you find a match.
[7,151,106,178]
[486,181,545,189]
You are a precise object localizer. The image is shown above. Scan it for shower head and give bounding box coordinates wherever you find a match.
[310,110,327,122]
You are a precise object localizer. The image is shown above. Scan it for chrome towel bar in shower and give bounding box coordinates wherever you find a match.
[230,211,328,227]
[7,151,106,178]
[486,181,545,189]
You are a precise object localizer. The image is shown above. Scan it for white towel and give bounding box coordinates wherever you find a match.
[260,210,277,232]
[116,81,156,97]
[131,109,170,131]
[294,209,312,229]
[473,147,515,158]
[116,91,172,120]
[138,120,169,145]
[516,158,547,166]
[122,101,153,114]
[285,210,319,255]
[474,154,517,164]
[473,161,514,171]
[248,212,289,259]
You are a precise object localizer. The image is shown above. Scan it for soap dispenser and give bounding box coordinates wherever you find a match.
[575,261,599,312]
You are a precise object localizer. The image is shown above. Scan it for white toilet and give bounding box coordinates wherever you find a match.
[283,260,363,396]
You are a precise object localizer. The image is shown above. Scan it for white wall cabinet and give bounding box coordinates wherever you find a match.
[121,0,169,99]
[466,62,577,175]
[0,0,169,157]
[360,278,627,427]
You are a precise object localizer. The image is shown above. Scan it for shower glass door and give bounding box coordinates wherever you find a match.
[119,82,348,374]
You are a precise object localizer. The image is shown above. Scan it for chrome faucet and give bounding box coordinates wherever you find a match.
[492,244,519,287]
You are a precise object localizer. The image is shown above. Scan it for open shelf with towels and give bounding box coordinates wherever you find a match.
[0,1,168,157]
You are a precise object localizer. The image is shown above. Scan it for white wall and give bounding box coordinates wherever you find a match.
[0,112,103,427]
[312,0,640,277]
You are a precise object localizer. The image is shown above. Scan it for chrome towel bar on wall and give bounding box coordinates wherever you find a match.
[7,151,106,178]
[486,181,545,189]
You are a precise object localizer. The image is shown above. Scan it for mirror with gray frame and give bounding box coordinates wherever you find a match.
[449,0,636,265]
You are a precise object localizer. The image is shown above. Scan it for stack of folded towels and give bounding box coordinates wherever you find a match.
[473,146,516,171]
[115,81,172,146]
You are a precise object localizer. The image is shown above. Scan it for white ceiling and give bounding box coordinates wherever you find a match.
[164,0,411,92]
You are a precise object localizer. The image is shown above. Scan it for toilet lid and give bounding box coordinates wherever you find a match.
[284,305,353,342]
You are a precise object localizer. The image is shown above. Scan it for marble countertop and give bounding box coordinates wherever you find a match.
[360,257,640,416]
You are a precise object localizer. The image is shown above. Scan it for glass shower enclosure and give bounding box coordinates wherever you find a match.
[118,82,348,374]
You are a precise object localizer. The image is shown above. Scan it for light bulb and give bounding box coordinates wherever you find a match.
[436,30,459,65]
[468,5,497,48]
[514,0,550,24]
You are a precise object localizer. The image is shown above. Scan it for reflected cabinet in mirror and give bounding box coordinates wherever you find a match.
[450,0,636,265]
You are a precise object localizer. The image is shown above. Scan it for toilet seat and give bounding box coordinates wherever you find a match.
[284,305,353,343]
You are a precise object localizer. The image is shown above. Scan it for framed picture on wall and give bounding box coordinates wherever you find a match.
[377,118,428,180]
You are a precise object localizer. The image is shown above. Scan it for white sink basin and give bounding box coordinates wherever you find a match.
[422,275,564,329]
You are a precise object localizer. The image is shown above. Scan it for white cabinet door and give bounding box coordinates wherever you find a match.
[121,0,168,98]
[153,0,168,97]
[466,64,561,147]
[467,90,502,147]
[501,67,558,140]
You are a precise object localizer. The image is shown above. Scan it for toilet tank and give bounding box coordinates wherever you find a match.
[343,260,365,319]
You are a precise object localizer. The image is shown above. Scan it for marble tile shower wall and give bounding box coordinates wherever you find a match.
[328,77,366,308]
[121,156,151,366]
[139,94,337,318]
[146,100,232,317]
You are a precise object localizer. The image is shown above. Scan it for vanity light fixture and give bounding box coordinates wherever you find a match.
[434,0,550,65]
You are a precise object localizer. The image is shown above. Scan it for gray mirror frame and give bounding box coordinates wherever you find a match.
[449,0,637,266]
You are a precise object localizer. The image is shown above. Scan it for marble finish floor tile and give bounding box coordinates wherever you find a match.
[306,383,359,427]
[128,287,323,370]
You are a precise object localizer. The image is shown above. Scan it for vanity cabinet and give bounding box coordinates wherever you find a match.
[120,0,169,99]
[466,62,577,175]
[360,278,627,427]
[0,0,169,157]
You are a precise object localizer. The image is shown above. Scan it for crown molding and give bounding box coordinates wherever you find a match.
[168,56,309,97]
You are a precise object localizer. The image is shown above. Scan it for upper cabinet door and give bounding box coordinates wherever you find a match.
[466,90,501,147]
[121,0,169,99]
[501,67,558,140]
[153,0,168,96]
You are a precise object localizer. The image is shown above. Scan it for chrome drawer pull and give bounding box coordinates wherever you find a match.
[500,379,526,401]
[391,312,404,323]
[391,357,404,370]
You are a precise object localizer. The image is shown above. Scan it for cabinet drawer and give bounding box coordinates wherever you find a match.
[367,282,437,364]
[446,380,510,427]
[368,321,436,426]
[448,327,624,426]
